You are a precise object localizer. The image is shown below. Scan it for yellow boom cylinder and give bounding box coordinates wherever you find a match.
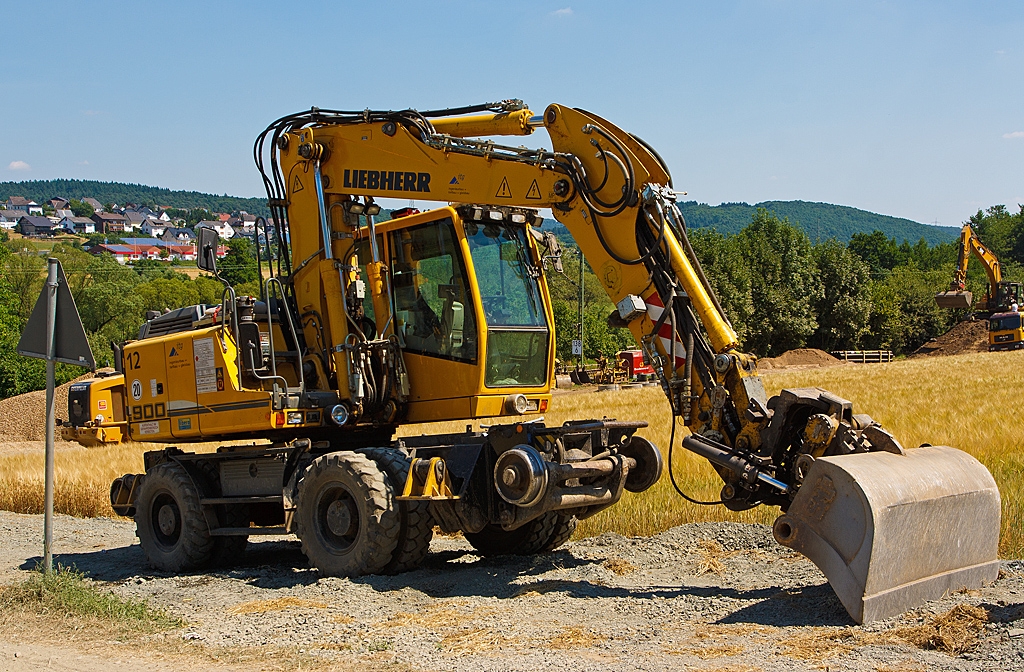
[430,110,536,138]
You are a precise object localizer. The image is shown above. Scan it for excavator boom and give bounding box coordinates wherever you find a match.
[251,101,999,623]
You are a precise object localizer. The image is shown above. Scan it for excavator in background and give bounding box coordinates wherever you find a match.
[63,101,1000,624]
[935,223,1024,350]
[935,223,1022,312]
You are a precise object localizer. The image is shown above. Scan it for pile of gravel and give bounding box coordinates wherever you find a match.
[0,374,95,442]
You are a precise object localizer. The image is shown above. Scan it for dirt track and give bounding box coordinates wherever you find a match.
[1,512,1021,671]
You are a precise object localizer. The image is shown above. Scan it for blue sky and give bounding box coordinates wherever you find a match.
[2,1,1021,228]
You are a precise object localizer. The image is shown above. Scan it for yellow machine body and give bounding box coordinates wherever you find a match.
[63,100,1002,624]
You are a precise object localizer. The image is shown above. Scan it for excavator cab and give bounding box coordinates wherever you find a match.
[371,205,555,422]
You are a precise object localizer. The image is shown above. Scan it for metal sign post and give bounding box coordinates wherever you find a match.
[17,258,94,573]
[43,259,57,572]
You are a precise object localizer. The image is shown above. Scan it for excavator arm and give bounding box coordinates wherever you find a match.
[937,224,1003,311]
[257,101,1000,623]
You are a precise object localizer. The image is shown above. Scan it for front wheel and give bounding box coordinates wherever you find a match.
[294,452,400,576]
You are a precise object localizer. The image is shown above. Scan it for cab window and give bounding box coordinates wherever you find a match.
[390,218,477,362]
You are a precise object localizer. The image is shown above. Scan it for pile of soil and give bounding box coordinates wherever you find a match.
[912,319,990,358]
[759,348,842,370]
[0,374,94,442]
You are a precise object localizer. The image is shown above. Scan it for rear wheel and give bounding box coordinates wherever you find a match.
[295,452,400,576]
[465,511,564,557]
[360,448,435,574]
[135,461,214,571]
[540,513,577,552]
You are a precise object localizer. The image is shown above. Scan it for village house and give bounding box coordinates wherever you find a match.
[0,209,24,229]
[5,197,43,215]
[58,215,96,234]
[19,215,57,236]
[48,197,70,210]
[91,211,128,233]
[83,197,104,212]
[139,219,168,237]
[195,220,235,239]
[161,226,196,243]
[90,243,163,264]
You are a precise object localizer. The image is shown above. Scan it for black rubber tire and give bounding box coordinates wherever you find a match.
[195,460,249,567]
[294,452,400,577]
[540,513,577,552]
[464,511,560,557]
[134,461,214,571]
[360,448,434,574]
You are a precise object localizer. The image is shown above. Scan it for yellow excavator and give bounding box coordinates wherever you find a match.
[63,101,1000,624]
[935,223,1022,312]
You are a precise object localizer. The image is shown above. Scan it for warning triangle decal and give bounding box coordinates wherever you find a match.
[525,180,542,200]
[292,175,304,193]
[495,177,512,198]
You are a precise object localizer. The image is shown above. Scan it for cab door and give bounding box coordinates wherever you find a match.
[386,210,482,419]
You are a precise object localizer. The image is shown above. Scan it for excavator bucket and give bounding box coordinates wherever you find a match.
[935,290,973,310]
[773,446,1000,624]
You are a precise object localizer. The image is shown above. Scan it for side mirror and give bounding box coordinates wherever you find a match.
[197,227,219,273]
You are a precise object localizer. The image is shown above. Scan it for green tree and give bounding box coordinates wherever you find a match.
[69,199,95,218]
[688,228,754,346]
[220,236,258,286]
[810,239,872,351]
[849,230,902,277]
[865,264,952,352]
[735,210,821,356]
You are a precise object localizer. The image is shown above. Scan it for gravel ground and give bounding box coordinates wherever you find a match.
[1,511,1021,671]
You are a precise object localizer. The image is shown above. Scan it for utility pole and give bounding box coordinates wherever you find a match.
[577,248,585,370]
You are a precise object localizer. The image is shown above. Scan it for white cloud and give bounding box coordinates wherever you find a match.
[996,49,1006,55]
[551,7,572,16]
[1004,131,1024,139]
[8,160,30,171]
[78,160,90,165]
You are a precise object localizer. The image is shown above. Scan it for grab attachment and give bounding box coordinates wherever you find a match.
[773,445,1000,624]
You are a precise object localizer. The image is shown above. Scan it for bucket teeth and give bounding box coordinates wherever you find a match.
[774,446,1000,624]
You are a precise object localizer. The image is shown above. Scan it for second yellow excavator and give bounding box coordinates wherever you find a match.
[64,100,1000,624]
[935,223,1022,312]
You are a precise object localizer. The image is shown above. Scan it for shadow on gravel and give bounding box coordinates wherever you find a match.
[980,601,1024,625]
[717,582,853,627]
[20,538,862,628]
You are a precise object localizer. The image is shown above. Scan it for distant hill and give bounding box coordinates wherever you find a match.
[540,200,957,246]
[0,179,269,217]
[675,200,957,245]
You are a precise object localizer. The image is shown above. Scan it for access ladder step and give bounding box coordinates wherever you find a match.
[200,496,283,505]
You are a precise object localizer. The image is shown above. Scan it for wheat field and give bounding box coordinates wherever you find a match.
[0,350,1020,556]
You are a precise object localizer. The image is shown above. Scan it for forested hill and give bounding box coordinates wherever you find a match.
[676,200,957,245]
[0,179,269,216]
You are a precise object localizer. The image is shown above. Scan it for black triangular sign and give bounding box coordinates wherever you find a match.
[17,260,95,368]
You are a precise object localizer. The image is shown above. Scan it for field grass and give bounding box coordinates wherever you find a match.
[0,350,1020,556]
